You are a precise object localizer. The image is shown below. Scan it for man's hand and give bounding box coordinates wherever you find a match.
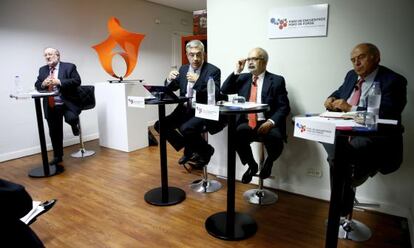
[167,70,179,81]
[331,99,352,112]
[324,97,336,110]
[257,120,274,135]
[42,77,61,88]
[235,59,246,74]
[186,72,199,83]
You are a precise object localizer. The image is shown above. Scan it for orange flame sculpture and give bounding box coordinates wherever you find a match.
[92,17,145,79]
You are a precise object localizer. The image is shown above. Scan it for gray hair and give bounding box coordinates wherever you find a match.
[186,40,205,53]
[44,47,60,58]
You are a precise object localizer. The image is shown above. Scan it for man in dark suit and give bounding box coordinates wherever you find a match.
[0,178,44,247]
[35,47,81,173]
[154,40,224,167]
[323,43,407,216]
[221,47,290,184]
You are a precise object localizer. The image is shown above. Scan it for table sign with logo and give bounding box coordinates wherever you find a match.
[294,116,336,144]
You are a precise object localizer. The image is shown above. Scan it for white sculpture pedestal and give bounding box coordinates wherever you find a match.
[95,82,152,152]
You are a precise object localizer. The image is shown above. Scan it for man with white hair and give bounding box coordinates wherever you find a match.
[35,47,82,173]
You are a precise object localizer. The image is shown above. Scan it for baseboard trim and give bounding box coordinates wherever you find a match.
[0,133,99,162]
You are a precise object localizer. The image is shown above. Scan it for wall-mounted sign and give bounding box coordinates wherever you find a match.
[268,4,328,39]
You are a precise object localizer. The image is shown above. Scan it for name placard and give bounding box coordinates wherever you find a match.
[127,96,145,108]
[294,117,336,144]
[195,103,219,121]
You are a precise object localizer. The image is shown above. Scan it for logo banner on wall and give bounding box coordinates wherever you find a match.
[268,4,329,39]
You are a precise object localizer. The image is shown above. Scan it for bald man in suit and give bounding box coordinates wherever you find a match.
[222,47,290,184]
[323,43,407,216]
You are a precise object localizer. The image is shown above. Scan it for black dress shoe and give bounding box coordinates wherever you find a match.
[27,199,58,225]
[259,158,274,179]
[190,145,215,168]
[71,123,80,136]
[49,157,62,165]
[241,161,258,184]
[242,167,258,184]
[55,164,65,174]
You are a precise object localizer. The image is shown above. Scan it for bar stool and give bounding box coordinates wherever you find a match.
[71,85,96,158]
[338,166,379,241]
[243,142,278,205]
[189,132,222,193]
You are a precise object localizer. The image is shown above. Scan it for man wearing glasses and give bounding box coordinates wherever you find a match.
[154,40,225,169]
[221,47,290,184]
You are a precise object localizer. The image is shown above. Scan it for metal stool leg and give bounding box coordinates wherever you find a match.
[71,119,95,158]
[243,171,278,205]
[190,166,222,193]
[189,131,222,193]
[337,187,377,242]
[243,142,278,205]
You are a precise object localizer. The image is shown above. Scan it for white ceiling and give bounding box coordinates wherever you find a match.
[145,0,206,12]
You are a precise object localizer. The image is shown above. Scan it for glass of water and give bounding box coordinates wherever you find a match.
[364,112,377,130]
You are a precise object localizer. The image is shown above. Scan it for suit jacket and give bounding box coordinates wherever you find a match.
[0,179,32,221]
[165,62,221,104]
[221,71,291,140]
[329,65,407,174]
[329,65,407,122]
[34,62,82,119]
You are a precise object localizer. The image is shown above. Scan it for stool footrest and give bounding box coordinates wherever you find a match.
[190,178,222,193]
[338,219,372,242]
[243,188,278,205]
[71,149,95,158]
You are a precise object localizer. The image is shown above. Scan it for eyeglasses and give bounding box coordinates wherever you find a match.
[246,57,264,62]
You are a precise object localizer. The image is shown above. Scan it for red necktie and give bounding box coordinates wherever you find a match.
[248,76,258,128]
[349,78,364,106]
[48,67,55,108]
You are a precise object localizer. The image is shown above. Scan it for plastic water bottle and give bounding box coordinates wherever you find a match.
[14,75,23,94]
[366,82,381,129]
[207,77,215,105]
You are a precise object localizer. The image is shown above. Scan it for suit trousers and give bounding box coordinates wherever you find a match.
[235,122,284,166]
[46,104,79,158]
[179,115,226,157]
[154,104,193,151]
[322,134,402,216]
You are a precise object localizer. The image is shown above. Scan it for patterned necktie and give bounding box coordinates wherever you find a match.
[48,67,55,108]
[349,78,364,106]
[248,75,259,128]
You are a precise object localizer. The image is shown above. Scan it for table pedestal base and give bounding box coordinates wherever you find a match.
[205,211,257,240]
[29,166,58,178]
[144,187,185,206]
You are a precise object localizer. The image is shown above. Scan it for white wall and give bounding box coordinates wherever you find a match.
[208,0,414,221]
[0,0,192,161]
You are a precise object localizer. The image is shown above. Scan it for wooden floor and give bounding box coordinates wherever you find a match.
[0,140,410,248]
